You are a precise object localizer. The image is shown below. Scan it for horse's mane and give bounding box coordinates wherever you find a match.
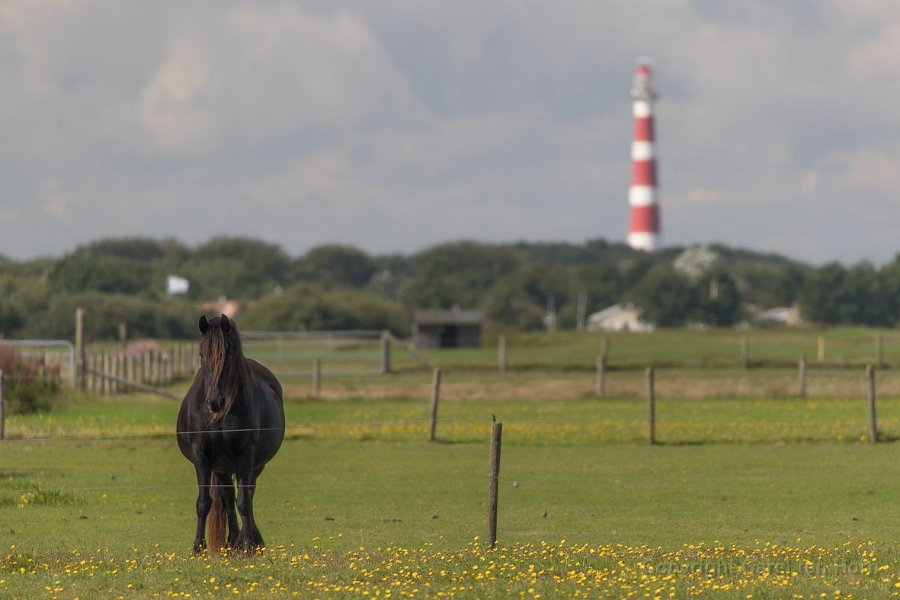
[200,316,247,423]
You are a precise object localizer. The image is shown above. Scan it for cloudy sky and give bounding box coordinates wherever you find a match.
[2,1,900,265]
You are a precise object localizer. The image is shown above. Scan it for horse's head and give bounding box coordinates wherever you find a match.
[198,314,244,420]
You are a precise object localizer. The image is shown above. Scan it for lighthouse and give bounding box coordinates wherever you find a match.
[627,64,660,252]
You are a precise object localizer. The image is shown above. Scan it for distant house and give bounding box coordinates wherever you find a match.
[412,308,484,349]
[752,306,802,327]
[588,304,653,332]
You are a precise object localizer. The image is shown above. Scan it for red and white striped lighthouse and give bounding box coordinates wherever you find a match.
[627,64,660,252]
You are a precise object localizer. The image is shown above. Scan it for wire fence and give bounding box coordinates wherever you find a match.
[241,330,387,378]
[3,359,900,514]
[2,407,899,480]
[4,409,898,559]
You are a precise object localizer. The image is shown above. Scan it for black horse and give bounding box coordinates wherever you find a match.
[177,315,285,554]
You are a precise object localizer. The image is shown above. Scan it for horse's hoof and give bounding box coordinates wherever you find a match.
[235,543,261,555]
[234,536,263,554]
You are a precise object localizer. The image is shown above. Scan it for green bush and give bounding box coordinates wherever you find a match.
[7,377,59,414]
[0,346,61,414]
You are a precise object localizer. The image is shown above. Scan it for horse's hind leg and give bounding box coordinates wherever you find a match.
[215,472,240,549]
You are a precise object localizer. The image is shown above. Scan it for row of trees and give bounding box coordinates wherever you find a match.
[0,235,898,341]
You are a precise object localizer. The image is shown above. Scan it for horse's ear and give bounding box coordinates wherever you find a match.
[199,315,210,334]
[220,314,230,333]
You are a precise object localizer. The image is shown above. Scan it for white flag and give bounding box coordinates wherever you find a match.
[166,275,190,295]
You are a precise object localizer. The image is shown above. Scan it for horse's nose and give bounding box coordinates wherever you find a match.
[207,393,224,413]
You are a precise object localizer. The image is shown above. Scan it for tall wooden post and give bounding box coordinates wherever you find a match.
[867,365,878,443]
[312,358,322,398]
[646,367,656,445]
[817,336,825,363]
[87,355,95,394]
[596,354,607,398]
[429,368,441,442]
[75,307,85,390]
[101,353,109,395]
[486,420,502,551]
[498,335,507,373]
[380,332,391,375]
[798,356,807,399]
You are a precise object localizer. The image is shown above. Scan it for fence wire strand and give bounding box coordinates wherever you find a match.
[2,412,898,496]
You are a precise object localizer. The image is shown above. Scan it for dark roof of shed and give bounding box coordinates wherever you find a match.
[414,309,485,326]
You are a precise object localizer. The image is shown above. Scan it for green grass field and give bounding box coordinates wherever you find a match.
[5,329,900,597]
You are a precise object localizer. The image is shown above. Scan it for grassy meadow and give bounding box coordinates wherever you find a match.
[4,328,900,597]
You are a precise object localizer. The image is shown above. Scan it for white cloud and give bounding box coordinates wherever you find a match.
[822,144,900,194]
[40,178,68,219]
[135,4,423,157]
[137,36,218,155]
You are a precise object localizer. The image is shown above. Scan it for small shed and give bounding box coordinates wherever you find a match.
[412,309,484,349]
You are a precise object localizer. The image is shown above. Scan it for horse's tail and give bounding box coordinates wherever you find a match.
[206,473,227,554]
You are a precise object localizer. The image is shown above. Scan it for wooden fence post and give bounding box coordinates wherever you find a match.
[798,356,807,398]
[94,354,101,394]
[111,353,118,393]
[101,353,110,395]
[312,358,322,398]
[119,353,127,393]
[596,354,607,398]
[380,332,391,375]
[182,343,191,376]
[498,335,507,373]
[188,342,196,375]
[161,349,168,385]
[646,367,656,445]
[867,365,878,443]
[86,355,95,394]
[429,368,441,442]
[176,344,183,377]
[817,336,825,363]
[75,307,85,390]
[486,419,502,551]
[127,355,135,390]
[143,352,152,385]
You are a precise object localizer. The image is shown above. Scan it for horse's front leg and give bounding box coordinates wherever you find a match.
[234,449,264,552]
[215,471,240,549]
[191,448,212,555]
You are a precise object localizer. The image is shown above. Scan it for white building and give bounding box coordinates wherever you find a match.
[588,304,654,332]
